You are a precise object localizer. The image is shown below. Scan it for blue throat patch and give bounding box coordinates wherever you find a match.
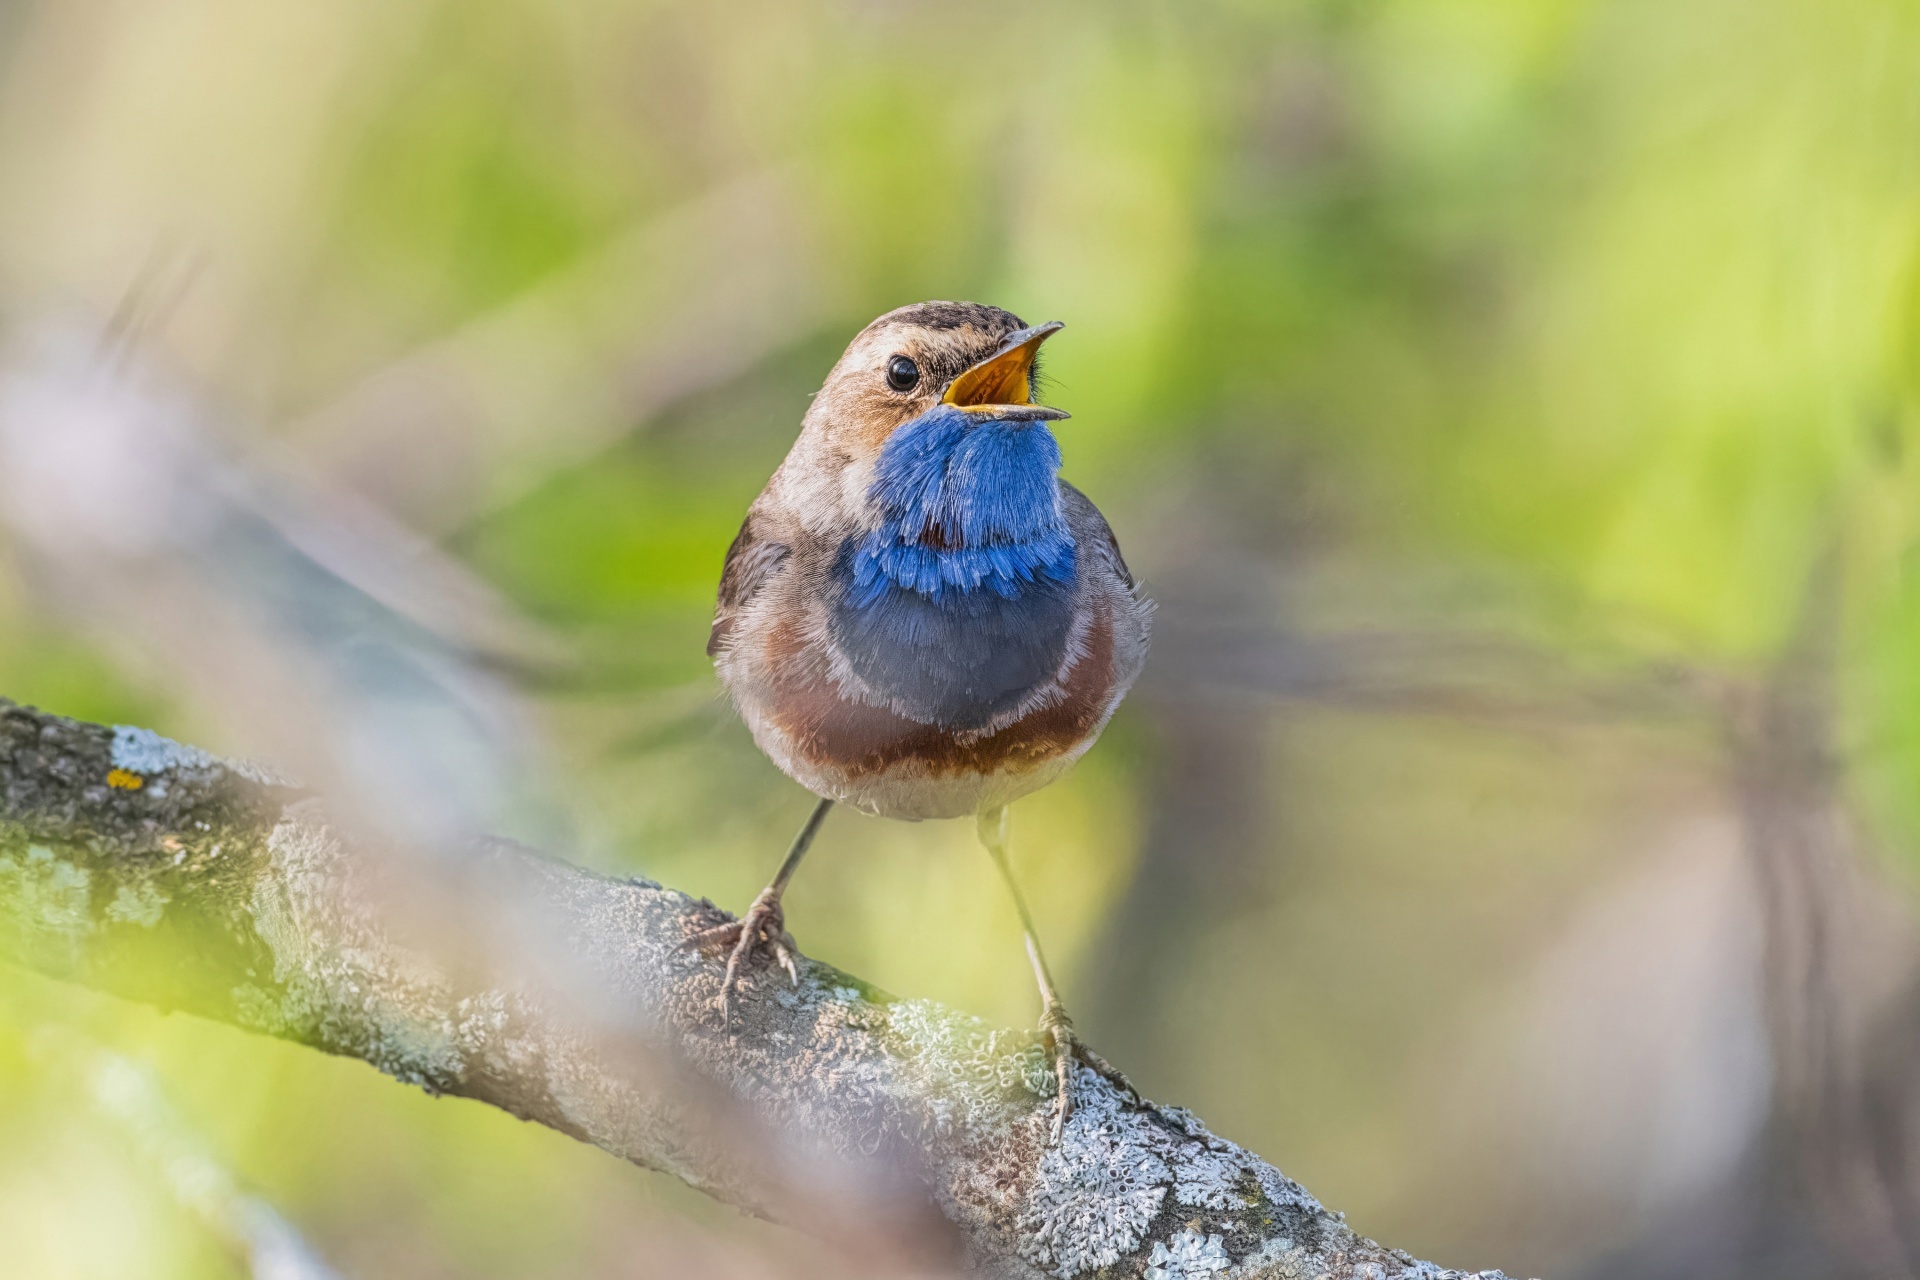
[847,404,1076,604]
[830,404,1080,729]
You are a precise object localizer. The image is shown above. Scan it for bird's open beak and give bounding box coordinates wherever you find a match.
[942,322,1069,421]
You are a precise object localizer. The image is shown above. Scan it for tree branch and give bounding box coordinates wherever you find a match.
[0,696,1514,1280]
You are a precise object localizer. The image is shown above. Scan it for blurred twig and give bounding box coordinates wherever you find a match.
[34,1028,347,1280]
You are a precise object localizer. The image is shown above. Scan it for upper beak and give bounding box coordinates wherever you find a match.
[941,322,1069,421]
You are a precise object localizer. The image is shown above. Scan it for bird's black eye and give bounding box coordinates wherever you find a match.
[885,355,921,393]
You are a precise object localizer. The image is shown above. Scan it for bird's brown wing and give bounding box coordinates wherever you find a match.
[707,512,789,657]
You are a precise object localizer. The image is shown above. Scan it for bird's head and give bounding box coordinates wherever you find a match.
[791,302,1069,538]
[788,302,1076,601]
[805,301,1066,451]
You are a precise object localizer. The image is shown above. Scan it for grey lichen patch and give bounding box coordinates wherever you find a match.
[1225,1234,1296,1277]
[1157,1107,1322,1218]
[1148,1228,1232,1278]
[1222,1236,1510,1280]
[111,724,293,788]
[230,982,283,1029]
[1253,1162,1321,1219]
[1018,1071,1171,1276]
[1012,1073,1338,1279]
[111,725,220,776]
[0,842,93,965]
[246,804,490,1089]
[1170,1144,1262,1213]
[452,991,513,1067]
[1383,1263,1510,1280]
[105,882,167,927]
[883,998,1052,1142]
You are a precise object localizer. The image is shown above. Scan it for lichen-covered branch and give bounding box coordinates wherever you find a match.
[0,697,1514,1280]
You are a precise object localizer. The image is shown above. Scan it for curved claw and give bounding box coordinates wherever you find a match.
[687,888,798,1024]
[1036,1004,1137,1141]
[1070,1040,1140,1103]
[771,938,799,986]
[1040,1004,1078,1142]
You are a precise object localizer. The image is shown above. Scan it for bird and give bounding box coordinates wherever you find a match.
[692,301,1151,1134]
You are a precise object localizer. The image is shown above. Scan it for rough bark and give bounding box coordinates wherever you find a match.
[0,696,1513,1280]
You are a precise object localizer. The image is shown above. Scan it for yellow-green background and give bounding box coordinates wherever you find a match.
[3,0,1918,1276]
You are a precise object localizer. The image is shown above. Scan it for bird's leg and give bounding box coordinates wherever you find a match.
[685,797,833,1021]
[977,807,1138,1141]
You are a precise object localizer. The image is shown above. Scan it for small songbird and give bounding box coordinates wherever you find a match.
[694,301,1151,1132]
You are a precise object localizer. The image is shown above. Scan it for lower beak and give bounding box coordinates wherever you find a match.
[941,322,1069,421]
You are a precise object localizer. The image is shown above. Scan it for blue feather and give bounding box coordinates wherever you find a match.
[830,404,1081,728]
[848,404,1077,605]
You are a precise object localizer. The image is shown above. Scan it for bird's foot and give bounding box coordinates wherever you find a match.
[1039,1003,1140,1142]
[683,887,799,1023]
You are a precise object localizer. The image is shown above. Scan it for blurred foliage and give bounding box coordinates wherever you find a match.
[3,0,1920,1276]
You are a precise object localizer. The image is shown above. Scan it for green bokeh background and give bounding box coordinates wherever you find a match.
[2,0,1919,1276]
